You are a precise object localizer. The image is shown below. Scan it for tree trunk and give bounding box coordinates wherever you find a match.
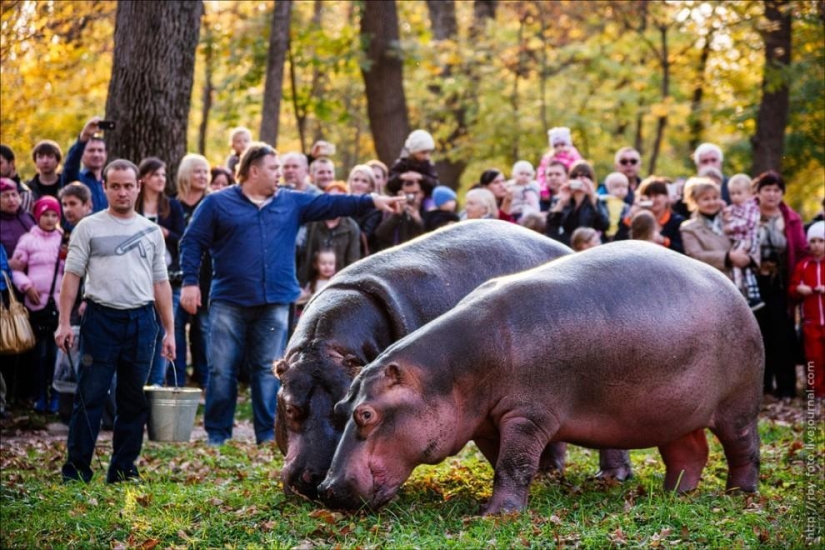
[751,0,792,175]
[687,29,712,155]
[426,0,458,40]
[197,23,214,157]
[105,1,202,184]
[260,0,292,146]
[647,24,669,176]
[361,0,410,167]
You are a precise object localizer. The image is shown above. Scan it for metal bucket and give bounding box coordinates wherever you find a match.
[144,386,201,442]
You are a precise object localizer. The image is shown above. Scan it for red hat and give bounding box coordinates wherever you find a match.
[33,196,61,222]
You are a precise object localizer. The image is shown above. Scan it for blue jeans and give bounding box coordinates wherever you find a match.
[62,301,159,483]
[204,301,287,445]
[146,287,181,386]
[174,300,210,389]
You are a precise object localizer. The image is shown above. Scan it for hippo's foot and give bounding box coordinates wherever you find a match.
[595,449,633,482]
[710,419,760,494]
[481,495,527,516]
[659,429,709,493]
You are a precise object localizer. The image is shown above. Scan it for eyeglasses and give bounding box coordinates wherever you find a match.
[619,158,639,166]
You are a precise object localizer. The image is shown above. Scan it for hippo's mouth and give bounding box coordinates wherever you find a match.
[367,462,403,510]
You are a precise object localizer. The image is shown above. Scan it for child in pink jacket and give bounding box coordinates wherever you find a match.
[12,196,65,413]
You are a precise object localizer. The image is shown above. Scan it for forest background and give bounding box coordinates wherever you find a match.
[1,0,823,218]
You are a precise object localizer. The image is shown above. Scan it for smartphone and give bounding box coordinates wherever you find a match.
[98,120,116,130]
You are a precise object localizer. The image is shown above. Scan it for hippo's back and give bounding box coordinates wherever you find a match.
[298,220,572,339]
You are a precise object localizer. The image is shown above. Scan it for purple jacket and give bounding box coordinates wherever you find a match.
[11,226,64,312]
[1,209,36,257]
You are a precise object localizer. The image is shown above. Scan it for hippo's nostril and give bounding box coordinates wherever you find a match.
[301,469,314,484]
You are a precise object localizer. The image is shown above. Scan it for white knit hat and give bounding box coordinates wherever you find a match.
[808,220,824,242]
[548,127,572,147]
[405,130,435,154]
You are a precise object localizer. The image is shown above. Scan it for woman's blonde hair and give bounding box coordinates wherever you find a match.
[347,165,376,193]
[177,153,211,198]
[683,176,720,213]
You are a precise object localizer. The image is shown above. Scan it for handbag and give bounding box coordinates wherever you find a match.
[28,249,61,337]
[0,271,37,355]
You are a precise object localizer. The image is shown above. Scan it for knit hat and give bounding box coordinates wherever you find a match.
[432,186,457,208]
[0,177,15,193]
[808,220,825,242]
[548,127,572,147]
[33,196,61,222]
[325,180,349,195]
[405,130,435,154]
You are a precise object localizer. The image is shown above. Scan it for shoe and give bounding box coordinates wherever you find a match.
[33,396,47,413]
[107,467,141,484]
[749,299,765,312]
[48,394,60,414]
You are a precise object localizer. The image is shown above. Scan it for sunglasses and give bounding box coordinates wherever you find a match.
[700,157,719,165]
[619,158,639,166]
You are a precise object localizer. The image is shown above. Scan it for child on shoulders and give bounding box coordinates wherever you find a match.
[387,130,440,201]
[537,126,583,203]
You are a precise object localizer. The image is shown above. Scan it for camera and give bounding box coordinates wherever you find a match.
[569,179,583,191]
[98,120,116,130]
[168,271,184,285]
[638,200,654,208]
[405,193,416,204]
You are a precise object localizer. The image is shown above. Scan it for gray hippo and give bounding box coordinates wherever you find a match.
[275,220,574,499]
[319,242,764,514]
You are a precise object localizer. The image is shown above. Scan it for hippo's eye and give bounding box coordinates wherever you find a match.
[354,406,377,427]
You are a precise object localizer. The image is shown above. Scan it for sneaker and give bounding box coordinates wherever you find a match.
[48,394,60,414]
[749,299,765,312]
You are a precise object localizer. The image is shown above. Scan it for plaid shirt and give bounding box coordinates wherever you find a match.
[724,198,760,244]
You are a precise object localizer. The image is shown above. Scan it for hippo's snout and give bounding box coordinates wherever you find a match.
[317,477,363,511]
[283,465,328,501]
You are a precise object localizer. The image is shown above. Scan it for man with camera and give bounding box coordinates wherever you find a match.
[63,117,112,213]
[374,179,427,251]
[545,161,609,246]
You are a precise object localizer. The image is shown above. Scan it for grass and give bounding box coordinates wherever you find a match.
[1,400,822,549]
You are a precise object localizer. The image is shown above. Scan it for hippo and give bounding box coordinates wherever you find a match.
[275,220,573,499]
[319,241,764,515]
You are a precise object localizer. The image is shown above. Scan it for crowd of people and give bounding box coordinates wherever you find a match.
[0,117,822,483]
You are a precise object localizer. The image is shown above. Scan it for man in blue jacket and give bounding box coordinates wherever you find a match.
[180,142,402,446]
[63,117,108,213]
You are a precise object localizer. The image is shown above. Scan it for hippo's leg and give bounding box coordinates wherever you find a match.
[596,449,633,481]
[483,417,551,515]
[657,429,709,492]
[539,442,567,473]
[709,419,760,493]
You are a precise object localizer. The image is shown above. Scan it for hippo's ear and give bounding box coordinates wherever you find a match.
[384,363,404,386]
[274,359,289,379]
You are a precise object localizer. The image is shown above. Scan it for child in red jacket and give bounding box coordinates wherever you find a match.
[790,221,825,398]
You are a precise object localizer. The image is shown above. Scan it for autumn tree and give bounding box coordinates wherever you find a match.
[104,1,203,184]
[360,0,410,167]
[751,0,792,175]
[260,0,292,146]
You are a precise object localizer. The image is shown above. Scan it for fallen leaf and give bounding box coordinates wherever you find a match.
[309,509,343,524]
[141,538,159,550]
